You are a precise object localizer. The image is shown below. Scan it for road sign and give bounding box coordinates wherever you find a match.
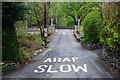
[78,18,80,22]
[44,28,47,37]
[51,18,54,22]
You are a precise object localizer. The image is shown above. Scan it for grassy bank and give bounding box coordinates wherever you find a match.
[18,33,44,55]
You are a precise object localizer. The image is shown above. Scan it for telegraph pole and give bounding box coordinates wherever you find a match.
[44,0,47,47]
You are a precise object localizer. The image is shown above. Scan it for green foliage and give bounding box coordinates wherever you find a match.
[61,2,100,26]
[100,2,120,50]
[82,10,102,43]
[2,66,17,72]
[2,2,27,63]
[17,48,27,63]
[2,3,27,24]
[2,25,21,62]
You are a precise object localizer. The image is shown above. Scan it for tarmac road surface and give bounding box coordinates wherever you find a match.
[3,29,113,79]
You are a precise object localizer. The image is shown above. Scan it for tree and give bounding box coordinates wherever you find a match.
[2,2,27,63]
[28,2,44,38]
[61,2,100,27]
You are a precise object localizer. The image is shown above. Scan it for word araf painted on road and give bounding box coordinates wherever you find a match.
[34,57,88,73]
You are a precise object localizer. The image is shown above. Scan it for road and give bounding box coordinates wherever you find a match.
[3,29,113,78]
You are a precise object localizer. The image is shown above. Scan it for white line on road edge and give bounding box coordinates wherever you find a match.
[87,51,113,78]
[89,57,103,74]
[89,57,113,78]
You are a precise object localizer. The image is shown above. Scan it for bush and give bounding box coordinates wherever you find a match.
[100,2,120,51]
[81,10,102,43]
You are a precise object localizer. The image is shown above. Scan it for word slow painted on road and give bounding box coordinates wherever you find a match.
[34,57,88,73]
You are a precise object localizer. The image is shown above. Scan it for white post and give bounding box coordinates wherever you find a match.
[78,18,80,27]
[51,18,53,27]
[51,18,54,33]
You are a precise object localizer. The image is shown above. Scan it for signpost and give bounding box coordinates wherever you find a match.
[44,0,47,47]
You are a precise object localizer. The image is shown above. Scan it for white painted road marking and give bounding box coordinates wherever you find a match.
[89,57,103,74]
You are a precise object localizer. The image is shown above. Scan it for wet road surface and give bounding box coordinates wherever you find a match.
[3,29,113,78]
